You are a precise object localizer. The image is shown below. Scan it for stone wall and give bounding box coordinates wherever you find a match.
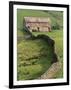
[38,62,61,79]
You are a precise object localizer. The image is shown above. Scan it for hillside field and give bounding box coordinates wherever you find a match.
[17,9,63,80]
[32,30,63,78]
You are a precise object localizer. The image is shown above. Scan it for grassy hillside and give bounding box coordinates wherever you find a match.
[17,39,53,80]
[33,30,63,78]
[17,9,63,80]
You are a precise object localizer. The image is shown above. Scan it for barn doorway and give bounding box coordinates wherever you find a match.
[27,26,30,29]
[37,27,40,31]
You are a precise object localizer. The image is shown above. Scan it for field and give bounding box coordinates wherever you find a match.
[17,9,63,80]
[32,30,63,78]
[17,38,54,80]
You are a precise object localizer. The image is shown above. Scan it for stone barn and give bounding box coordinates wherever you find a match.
[24,17,51,32]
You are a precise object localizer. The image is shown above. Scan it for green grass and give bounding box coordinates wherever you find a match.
[17,30,63,80]
[32,30,63,78]
[17,39,53,80]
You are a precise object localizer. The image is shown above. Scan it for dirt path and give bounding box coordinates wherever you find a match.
[38,62,61,79]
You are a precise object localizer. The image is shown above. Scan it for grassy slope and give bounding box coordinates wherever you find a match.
[17,39,53,80]
[17,9,63,80]
[33,30,63,78]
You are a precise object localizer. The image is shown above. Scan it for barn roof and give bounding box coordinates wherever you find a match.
[24,17,50,23]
